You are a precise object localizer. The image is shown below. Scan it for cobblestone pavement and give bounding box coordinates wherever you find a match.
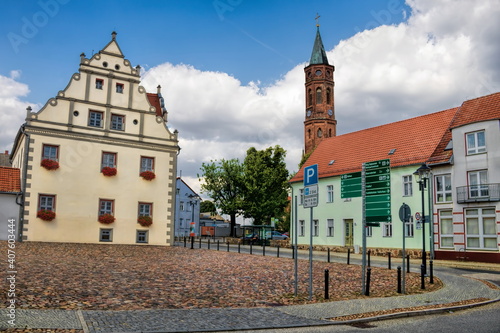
[2,243,499,332]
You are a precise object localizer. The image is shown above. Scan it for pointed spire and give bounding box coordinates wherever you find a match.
[309,26,329,65]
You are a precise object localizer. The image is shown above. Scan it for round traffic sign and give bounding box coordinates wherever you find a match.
[415,212,421,221]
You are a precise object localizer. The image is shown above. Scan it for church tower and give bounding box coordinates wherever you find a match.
[304,23,336,155]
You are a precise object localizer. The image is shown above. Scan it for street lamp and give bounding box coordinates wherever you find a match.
[188,194,199,238]
[414,163,431,275]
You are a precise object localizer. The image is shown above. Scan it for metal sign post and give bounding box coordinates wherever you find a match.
[303,164,318,301]
[399,203,411,294]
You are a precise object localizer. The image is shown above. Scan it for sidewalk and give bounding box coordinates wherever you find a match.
[2,246,500,333]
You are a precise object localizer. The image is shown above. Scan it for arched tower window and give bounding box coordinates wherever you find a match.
[328,129,332,137]
[308,89,313,106]
[326,88,331,104]
[316,88,322,104]
[308,128,312,139]
[317,128,323,138]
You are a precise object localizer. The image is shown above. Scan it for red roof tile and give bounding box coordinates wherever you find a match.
[0,167,21,192]
[449,92,500,129]
[147,93,163,117]
[290,108,458,183]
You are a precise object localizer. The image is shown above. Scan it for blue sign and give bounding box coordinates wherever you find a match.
[304,164,318,186]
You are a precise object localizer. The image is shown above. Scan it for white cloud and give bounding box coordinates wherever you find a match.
[0,74,33,153]
[1,0,498,197]
[142,0,500,195]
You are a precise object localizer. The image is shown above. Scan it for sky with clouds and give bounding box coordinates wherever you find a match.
[1,0,499,198]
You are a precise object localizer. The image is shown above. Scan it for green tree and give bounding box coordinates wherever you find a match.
[200,200,217,215]
[198,159,244,236]
[242,146,289,225]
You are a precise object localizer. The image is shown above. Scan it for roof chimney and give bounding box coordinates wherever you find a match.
[157,85,162,94]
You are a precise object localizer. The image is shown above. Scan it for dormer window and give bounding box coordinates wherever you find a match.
[95,79,104,90]
[116,83,124,93]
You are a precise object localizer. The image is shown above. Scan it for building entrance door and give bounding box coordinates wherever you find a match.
[344,219,354,247]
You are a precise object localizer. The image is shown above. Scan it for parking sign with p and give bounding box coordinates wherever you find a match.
[304,164,318,186]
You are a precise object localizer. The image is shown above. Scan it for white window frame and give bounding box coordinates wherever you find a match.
[439,209,454,248]
[383,222,392,237]
[466,130,486,155]
[140,156,154,172]
[110,114,125,131]
[313,220,319,237]
[89,111,103,127]
[465,207,497,250]
[299,189,304,205]
[327,218,334,237]
[402,175,412,196]
[42,144,59,161]
[99,199,114,216]
[138,202,152,217]
[468,170,489,198]
[136,230,148,243]
[39,194,55,211]
[99,229,112,242]
[299,220,305,236]
[435,174,452,203]
[101,152,116,169]
[366,226,372,237]
[404,216,414,237]
[326,185,334,203]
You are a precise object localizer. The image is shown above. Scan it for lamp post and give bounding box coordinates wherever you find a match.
[188,194,199,237]
[414,164,431,275]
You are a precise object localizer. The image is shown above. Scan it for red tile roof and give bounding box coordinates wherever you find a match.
[147,93,163,117]
[0,167,21,192]
[449,92,500,129]
[428,92,500,165]
[290,108,458,183]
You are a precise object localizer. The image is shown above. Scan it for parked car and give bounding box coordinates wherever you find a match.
[267,231,289,240]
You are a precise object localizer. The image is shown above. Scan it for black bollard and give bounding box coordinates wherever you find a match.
[238,242,241,253]
[199,237,201,249]
[430,260,434,284]
[388,252,392,270]
[324,269,330,299]
[327,248,331,263]
[190,236,194,249]
[365,267,371,296]
[292,245,295,259]
[347,248,351,265]
[368,250,371,267]
[407,254,410,273]
[217,240,220,251]
[420,264,425,290]
[227,242,230,252]
[208,238,211,250]
[397,266,402,293]
[277,246,280,258]
[184,237,186,248]
[250,243,253,255]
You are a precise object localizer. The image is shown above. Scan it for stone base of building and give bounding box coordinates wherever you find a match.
[434,250,500,264]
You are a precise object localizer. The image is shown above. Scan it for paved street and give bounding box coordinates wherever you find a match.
[1,241,499,332]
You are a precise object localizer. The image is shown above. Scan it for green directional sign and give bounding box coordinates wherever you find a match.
[364,159,391,226]
[341,171,362,198]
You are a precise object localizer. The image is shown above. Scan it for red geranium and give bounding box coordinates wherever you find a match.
[102,167,117,177]
[98,214,115,224]
[41,159,59,170]
[37,209,56,221]
[138,216,153,227]
[140,171,156,181]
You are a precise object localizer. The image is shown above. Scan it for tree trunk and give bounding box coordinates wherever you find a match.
[230,213,236,237]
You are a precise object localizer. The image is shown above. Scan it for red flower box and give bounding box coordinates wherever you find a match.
[140,171,156,181]
[41,159,59,170]
[37,209,56,221]
[102,167,117,177]
[98,214,115,224]
[138,216,153,227]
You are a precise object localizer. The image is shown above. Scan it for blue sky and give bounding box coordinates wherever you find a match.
[1,0,499,196]
[1,0,409,103]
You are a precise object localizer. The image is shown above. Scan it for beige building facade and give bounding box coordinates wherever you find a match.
[11,32,180,245]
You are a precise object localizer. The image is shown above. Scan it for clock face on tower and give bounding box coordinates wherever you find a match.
[315,70,322,76]
[306,110,312,117]
[328,109,333,116]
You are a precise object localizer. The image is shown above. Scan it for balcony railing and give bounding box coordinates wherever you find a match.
[456,183,500,203]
